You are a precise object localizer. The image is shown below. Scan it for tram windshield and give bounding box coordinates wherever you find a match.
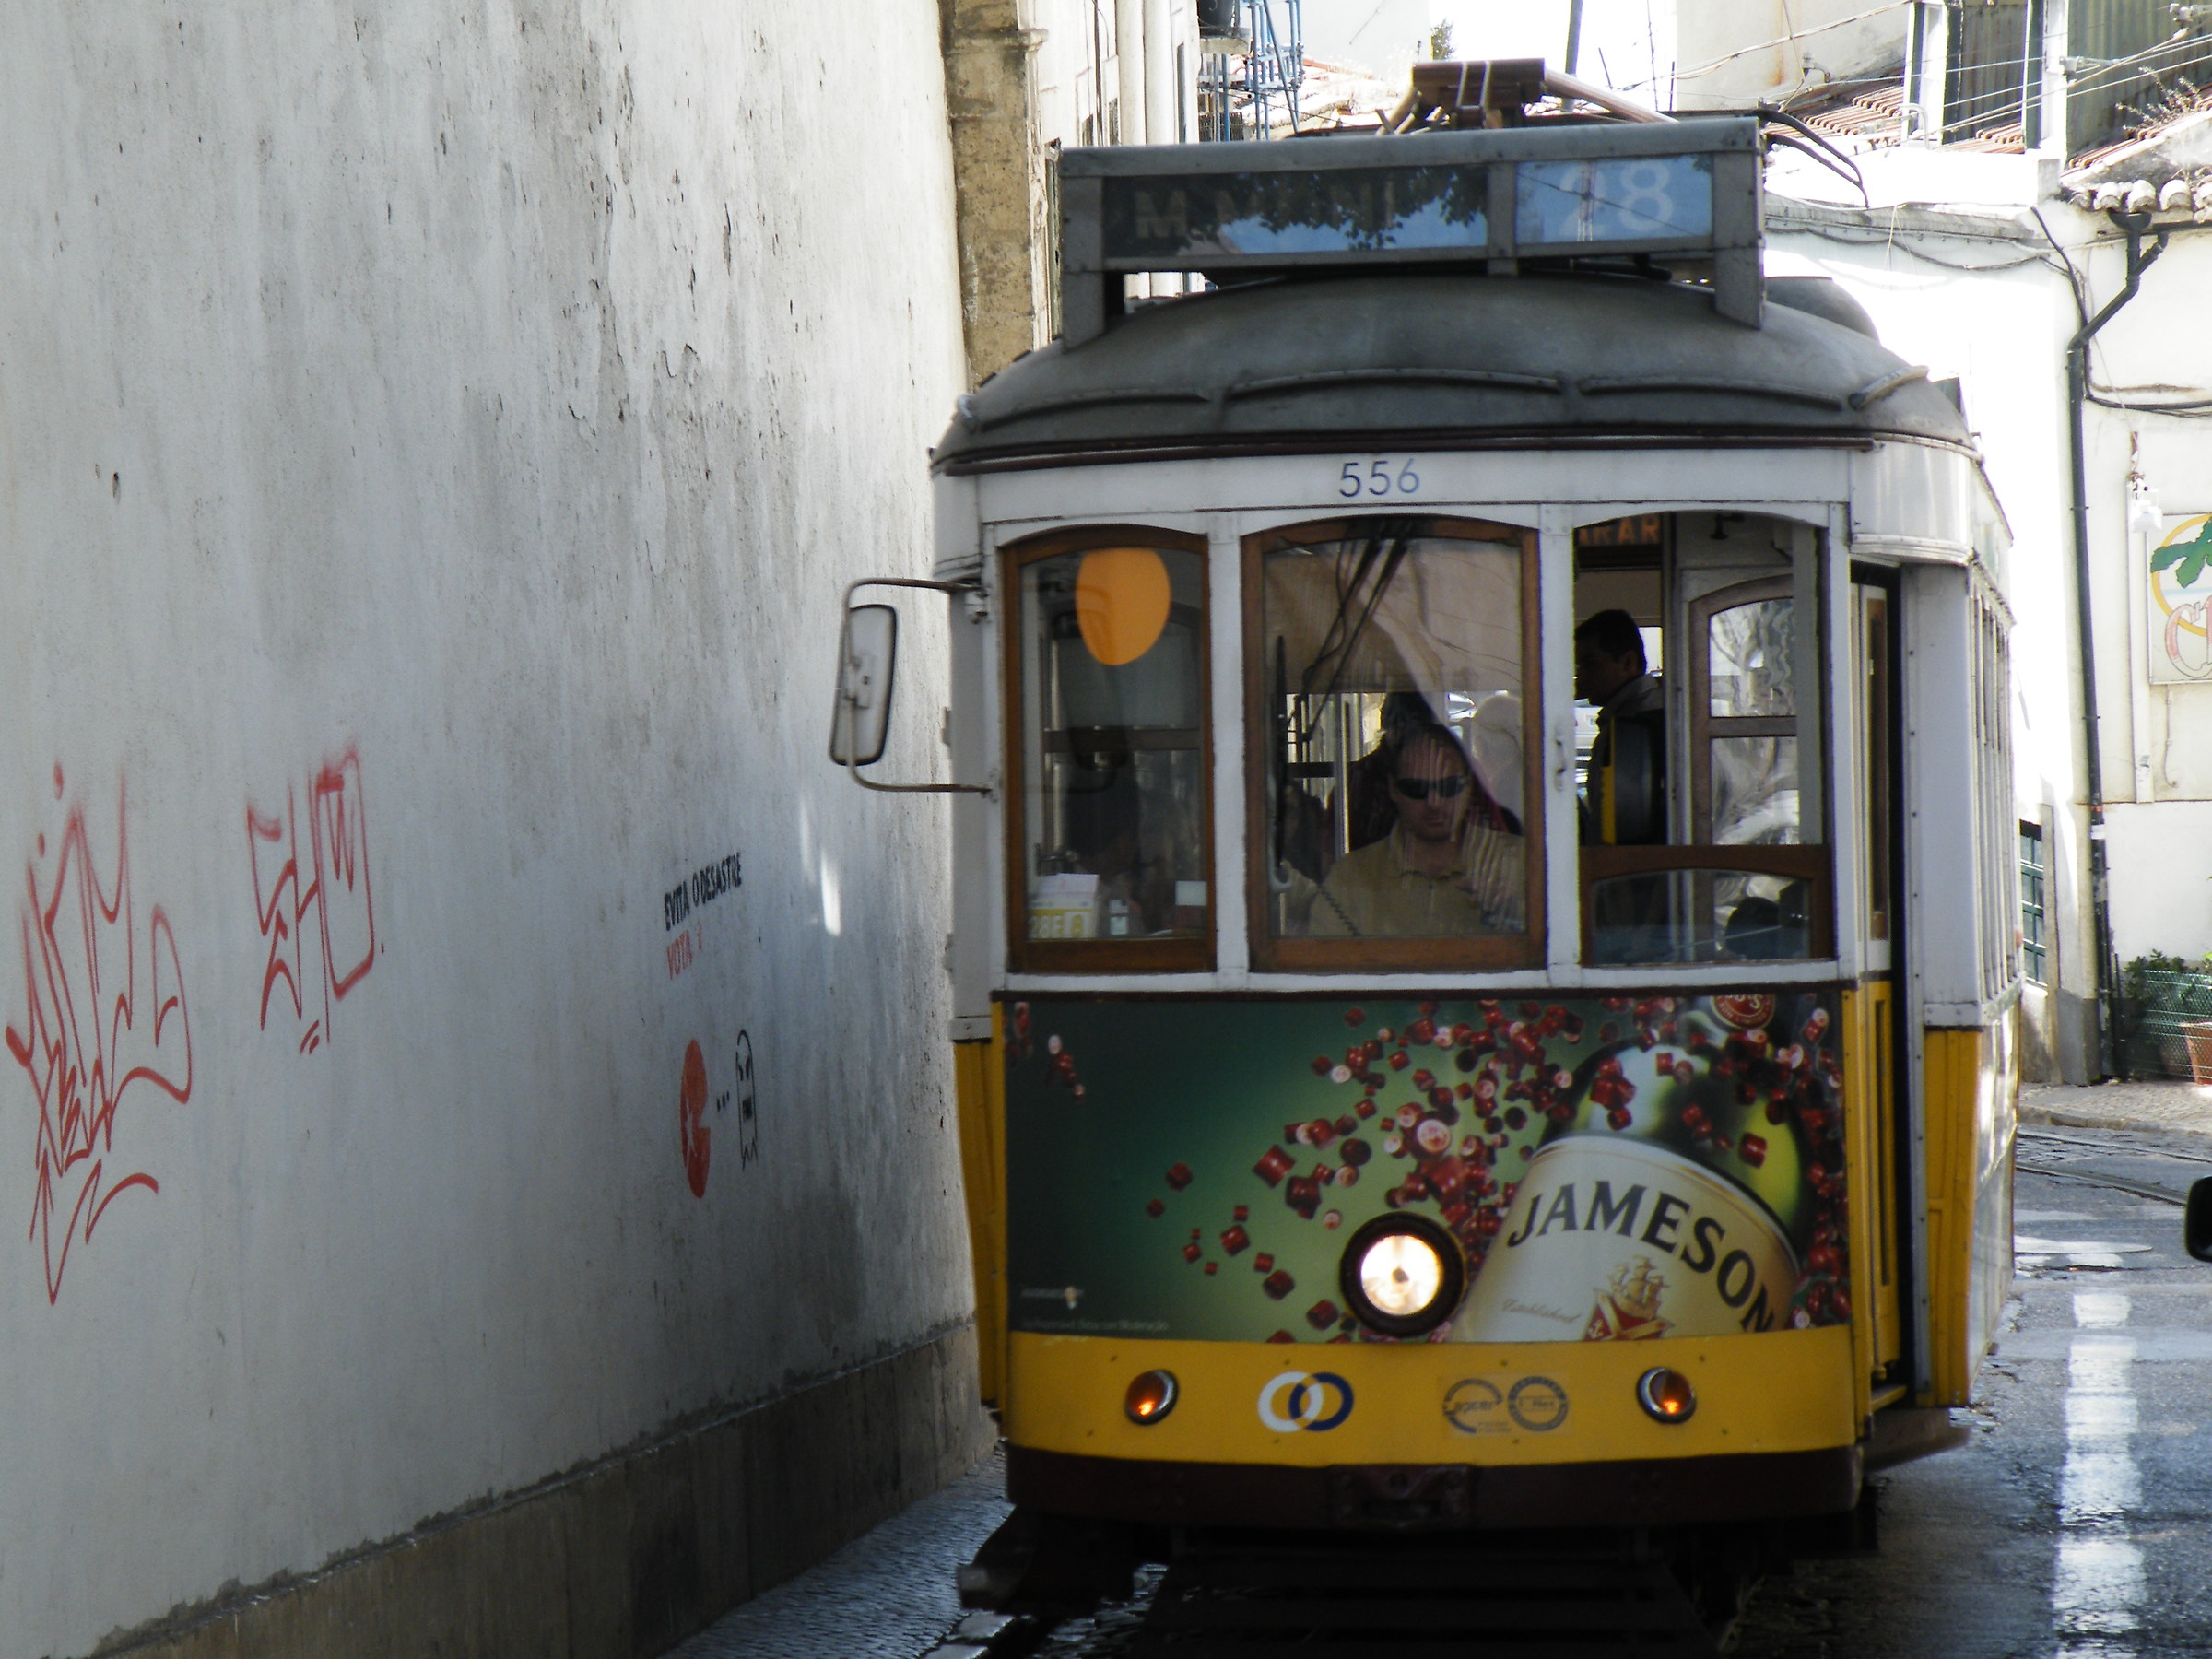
[1011,535,1210,966]
[1256,518,1538,969]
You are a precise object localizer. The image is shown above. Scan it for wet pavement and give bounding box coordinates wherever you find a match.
[1735,1122,2212,1658]
[661,1447,1011,1659]
[656,1122,2212,1659]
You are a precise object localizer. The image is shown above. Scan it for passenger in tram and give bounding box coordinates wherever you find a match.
[1343,692,1521,853]
[1575,609,1667,845]
[1309,724,1524,937]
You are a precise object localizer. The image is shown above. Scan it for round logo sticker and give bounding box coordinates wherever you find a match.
[1711,993,1777,1031]
[1256,1371,1355,1432]
[1507,1375,1571,1432]
[1443,1377,1507,1435]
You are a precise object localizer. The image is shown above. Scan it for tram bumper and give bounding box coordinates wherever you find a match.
[1006,1441,1864,1532]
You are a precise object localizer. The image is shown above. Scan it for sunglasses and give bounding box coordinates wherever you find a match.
[1392,775,1468,802]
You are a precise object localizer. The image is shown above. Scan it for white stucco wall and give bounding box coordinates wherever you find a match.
[2107,802,2212,961]
[0,6,968,1655]
[2080,226,2212,961]
[1772,171,2212,1058]
[1676,0,1905,109]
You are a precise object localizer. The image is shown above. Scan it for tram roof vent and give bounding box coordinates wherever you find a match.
[1056,114,1762,347]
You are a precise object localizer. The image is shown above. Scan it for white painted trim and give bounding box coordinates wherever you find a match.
[1539,503,1581,980]
[967,448,1859,527]
[1925,978,2024,1027]
[980,524,1009,990]
[1828,503,1866,981]
[1003,960,1850,995]
[1209,514,1250,983]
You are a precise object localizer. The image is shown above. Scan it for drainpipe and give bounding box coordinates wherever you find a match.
[2066,210,2167,1077]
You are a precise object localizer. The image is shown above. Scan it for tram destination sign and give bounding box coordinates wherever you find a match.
[1058,118,1761,343]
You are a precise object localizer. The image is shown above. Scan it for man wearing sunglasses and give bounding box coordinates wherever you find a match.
[1310,724,1524,937]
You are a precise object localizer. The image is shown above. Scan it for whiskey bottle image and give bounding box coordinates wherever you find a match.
[1449,995,1840,1344]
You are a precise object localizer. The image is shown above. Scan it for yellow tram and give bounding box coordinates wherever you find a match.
[834,98,2018,1596]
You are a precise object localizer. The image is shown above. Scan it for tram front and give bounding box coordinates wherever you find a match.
[834,111,2020,1562]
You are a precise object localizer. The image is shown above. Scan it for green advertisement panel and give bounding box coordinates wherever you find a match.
[1005,993,1848,1347]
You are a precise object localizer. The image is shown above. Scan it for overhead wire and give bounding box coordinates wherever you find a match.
[2068,29,2212,100]
[1612,0,1912,89]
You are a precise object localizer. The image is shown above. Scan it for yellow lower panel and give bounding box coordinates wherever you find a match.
[1921,1020,2016,1406]
[1007,1325,1856,1468]
[953,1018,1009,1408]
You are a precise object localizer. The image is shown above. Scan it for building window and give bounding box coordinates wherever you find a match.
[2019,820,2047,983]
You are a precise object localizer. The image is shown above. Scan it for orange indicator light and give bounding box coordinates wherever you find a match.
[1125,1370,1179,1424]
[1636,1367,1697,1424]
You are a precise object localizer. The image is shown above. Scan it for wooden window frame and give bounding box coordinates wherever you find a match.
[1243,515,1546,975]
[1002,524,1215,975]
[1575,569,1833,962]
[1578,845,1835,961]
[1687,575,1800,841]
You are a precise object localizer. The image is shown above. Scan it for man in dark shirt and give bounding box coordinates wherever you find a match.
[1575,609,1665,845]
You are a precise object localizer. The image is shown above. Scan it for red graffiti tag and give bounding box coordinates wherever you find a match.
[5,783,194,1303]
[680,1039,711,1197]
[249,748,375,1053]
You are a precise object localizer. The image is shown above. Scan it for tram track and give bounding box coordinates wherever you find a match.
[2014,1124,2212,1206]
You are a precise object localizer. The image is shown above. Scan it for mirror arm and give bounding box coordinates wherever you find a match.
[840,578,994,795]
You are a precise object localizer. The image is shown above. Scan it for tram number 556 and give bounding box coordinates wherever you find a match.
[1337,457,1421,499]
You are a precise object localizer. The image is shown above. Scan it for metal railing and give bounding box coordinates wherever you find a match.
[1197,0,1304,140]
[2118,963,2212,1080]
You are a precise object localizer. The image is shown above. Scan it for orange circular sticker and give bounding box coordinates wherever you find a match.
[679,1039,711,1197]
[1076,547,1171,666]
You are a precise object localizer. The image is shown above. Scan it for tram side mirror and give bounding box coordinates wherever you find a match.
[2185,1178,2212,1263]
[829,604,898,767]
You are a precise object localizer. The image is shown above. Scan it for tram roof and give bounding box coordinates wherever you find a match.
[930,270,1971,473]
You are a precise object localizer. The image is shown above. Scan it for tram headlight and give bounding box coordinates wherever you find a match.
[1124,1369,1178,1424]
[1636,1367,1698,1424]
[1338,1215,1465,1337]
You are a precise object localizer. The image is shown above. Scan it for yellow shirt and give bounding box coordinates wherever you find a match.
[1309,822,1526,937]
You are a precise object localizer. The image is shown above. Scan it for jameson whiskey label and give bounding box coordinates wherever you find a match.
[1451,1137,1799,1343]
[1000,992,1848,1345]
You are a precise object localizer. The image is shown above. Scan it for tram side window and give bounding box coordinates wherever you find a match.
[1578,513,1829,965]
[1010,534,1210,968]
[1254,518,1540,969]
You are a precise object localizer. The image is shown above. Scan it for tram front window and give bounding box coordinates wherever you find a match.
[1255,518,1539,969]
[1011,533,1210,967]
[1576,514,1829,965]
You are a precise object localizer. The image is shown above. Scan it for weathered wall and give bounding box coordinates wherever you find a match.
[941,0,1194,386]
[1665,0,1903,109]
[0,6,986,1656]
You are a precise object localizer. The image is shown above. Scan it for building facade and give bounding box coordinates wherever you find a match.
[0,6,994,1656]
[1756,17,2212,1081]
[942,0,1201,385]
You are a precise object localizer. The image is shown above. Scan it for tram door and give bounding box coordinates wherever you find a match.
[1851,572,1908,1386]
